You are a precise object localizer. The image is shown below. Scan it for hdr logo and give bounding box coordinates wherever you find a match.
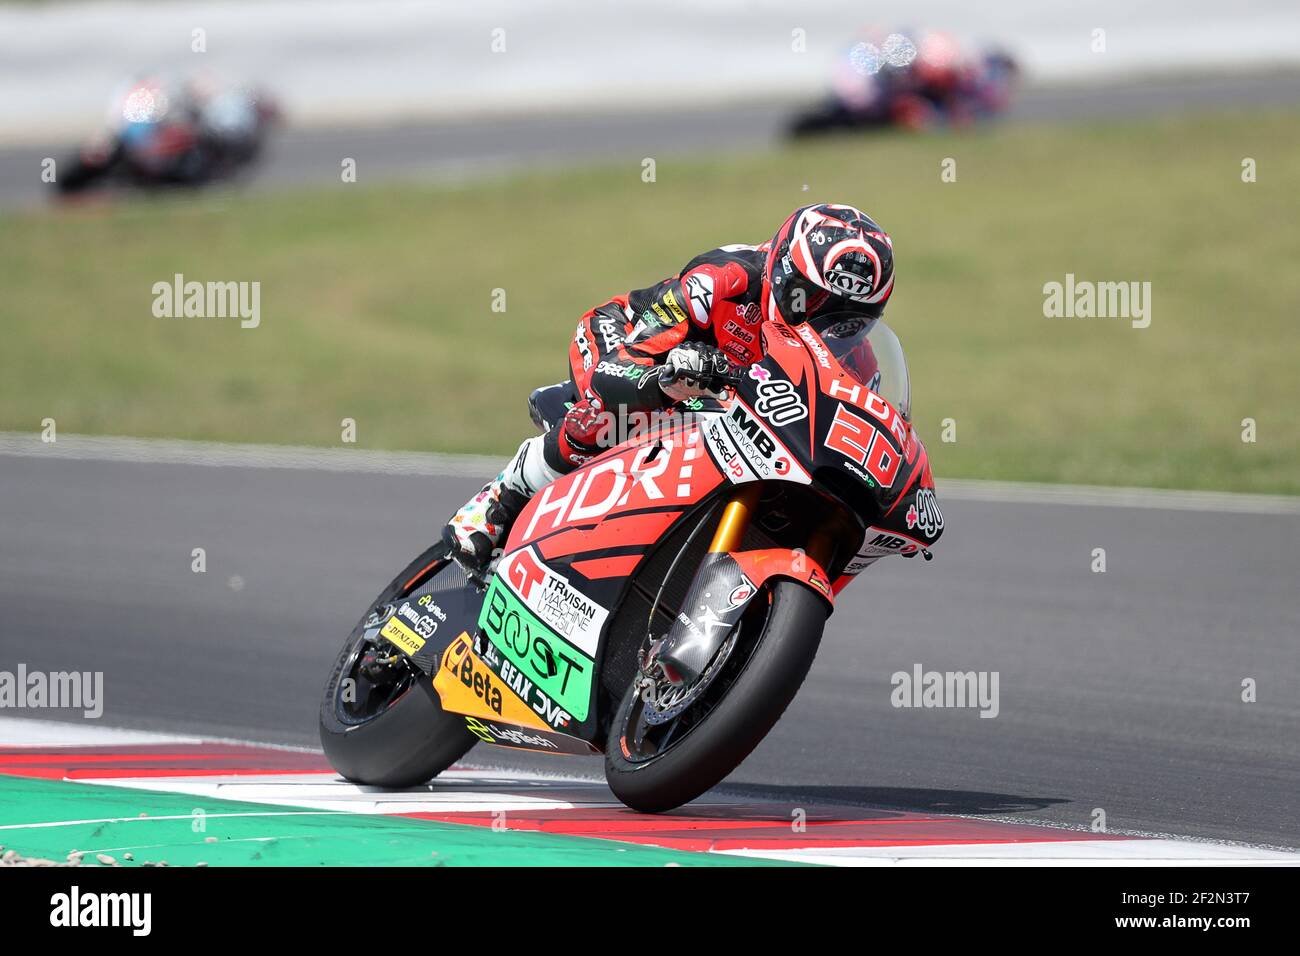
[521,442,677,539]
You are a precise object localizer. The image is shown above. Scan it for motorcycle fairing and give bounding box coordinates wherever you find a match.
[433,633,554,731]
[432,632,599,755]
[703,398,813,486]
[373,583,483,678]
[651,546,833,685]
[418,317,938,754]
[462,715,601,756]
[732,548,834,602]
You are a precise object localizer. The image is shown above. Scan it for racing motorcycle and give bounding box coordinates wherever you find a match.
[55,75,280,196]
[319,313,944,812]
[789,36,1019,137]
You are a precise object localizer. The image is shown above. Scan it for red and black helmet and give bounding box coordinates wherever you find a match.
[764,203,895,324]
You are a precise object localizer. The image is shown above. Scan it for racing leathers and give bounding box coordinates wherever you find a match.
[443,242,773,576]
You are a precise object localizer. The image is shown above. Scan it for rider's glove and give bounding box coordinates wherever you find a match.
[653,342,734,403]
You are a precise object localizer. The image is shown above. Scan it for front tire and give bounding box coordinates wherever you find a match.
[318,543,477,788]
[605,580,827,812]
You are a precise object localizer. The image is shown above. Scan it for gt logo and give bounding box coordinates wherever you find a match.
[508,547,546,600]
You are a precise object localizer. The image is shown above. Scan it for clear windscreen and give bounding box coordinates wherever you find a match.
[811,313,911,421]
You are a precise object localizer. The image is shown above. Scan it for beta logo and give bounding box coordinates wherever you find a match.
[448,641,504,715]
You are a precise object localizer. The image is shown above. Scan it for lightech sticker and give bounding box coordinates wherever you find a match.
[498,547,608,658]
[478,580,591,722]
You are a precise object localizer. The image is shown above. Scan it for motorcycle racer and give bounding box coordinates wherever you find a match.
[443,202,896,577]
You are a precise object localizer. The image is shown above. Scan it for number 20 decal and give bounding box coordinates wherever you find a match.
[824,403,901,488]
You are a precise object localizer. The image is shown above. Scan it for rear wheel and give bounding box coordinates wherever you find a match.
[605,580,827,812]
[318,542,476,788]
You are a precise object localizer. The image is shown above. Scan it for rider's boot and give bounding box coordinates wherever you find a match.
[442,435,559,578]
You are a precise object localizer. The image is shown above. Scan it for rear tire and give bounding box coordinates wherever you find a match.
[318,543,477,788]
[605,580,827,812]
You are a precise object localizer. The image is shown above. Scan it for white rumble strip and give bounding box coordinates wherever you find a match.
[1,719,1296,867]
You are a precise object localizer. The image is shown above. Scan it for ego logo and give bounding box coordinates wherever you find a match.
[754,378,807,426]
[905,487,944,540]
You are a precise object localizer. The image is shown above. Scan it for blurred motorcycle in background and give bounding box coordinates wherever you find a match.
[54,74,280,196]
[790,29,1019,137]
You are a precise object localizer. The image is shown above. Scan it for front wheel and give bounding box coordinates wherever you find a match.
[605,580,827,812]
[318,542,477,788]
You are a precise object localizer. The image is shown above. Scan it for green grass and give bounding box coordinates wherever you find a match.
[2,107,1297,493]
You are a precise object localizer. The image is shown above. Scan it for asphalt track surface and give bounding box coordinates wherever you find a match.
[4,71,1300,210]
[1,453,1296,849]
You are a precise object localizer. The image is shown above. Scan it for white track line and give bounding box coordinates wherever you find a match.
[3,432,1297,514]
[3,720,1296,866]
[0,432,499,478]
[0,716,204,747]
[718,843,1300,866]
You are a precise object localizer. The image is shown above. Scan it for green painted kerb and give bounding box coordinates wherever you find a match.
[0,775,792,867]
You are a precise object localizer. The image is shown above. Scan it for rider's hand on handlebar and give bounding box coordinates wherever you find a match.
[655,343,738,403]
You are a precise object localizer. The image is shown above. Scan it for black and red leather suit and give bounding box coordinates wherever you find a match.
[540,242,773,473]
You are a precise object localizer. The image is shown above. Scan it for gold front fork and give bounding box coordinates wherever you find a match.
[708,485,762,553]
[708,484,836,570]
